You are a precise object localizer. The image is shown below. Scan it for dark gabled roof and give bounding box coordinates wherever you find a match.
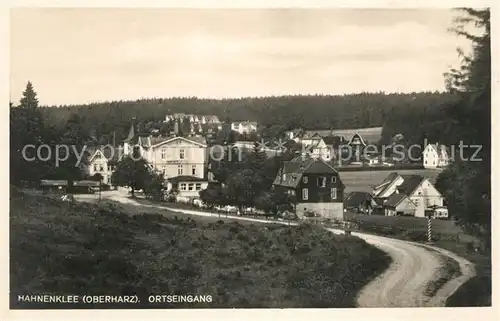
[168,175,207,183]
[344,192,373,207]
[322,136,343,147]
[397,175,425,196]
[273,157,339,187]
[375,172,400,189]
[304,159,338,174]
[384,193,408,208]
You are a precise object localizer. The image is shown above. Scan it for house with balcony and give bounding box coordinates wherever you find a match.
[123,122,209,198]
[272,156,345,219]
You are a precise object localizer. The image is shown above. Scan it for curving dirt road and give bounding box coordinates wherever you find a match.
[79,191,476,308]
[328,229,475,307]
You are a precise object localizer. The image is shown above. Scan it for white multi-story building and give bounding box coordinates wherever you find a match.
[423,142,450,169]
[123,123,209,197]
[231,121,258,134]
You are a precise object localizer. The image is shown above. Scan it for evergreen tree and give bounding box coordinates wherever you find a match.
[111,151,153,197]
[10,81,46,183]
[436,8,491,248]
[19,81,39,109]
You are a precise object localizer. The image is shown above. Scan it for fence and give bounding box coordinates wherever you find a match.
[342,212,476,243]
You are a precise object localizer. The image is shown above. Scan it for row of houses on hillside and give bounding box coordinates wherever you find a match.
[164,113,258,136]
[285,126,383,162]
[165,114,221,124]
[286,127,451,169]
[344,172,448,219]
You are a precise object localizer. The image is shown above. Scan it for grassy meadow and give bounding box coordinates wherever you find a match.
[10,188,390,309]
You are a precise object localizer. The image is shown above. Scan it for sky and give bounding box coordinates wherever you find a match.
[10,8,472,106]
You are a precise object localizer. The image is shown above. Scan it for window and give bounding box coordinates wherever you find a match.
[282,173,286,181]
[177,165,183,175]
[188,183,194,191]
[302,188,309,200]
[195,183,202,190]
[94,164,98,171]
[192,166,196,176]
[317,177,326,187]
[107,165,114,171]
[330,188,337,200]
[180,183,187,191]
[161,149,166,159]
[95,153,101,159]
[331,176,336,183]
[179,149,185,159]
[99,165,104,171]
[303,176,308,183]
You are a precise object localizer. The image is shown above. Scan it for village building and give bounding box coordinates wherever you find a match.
[383,193,417,216]
[343,191,378,215]
[86,146,121,185]
[231,121,258,134]
[372,172,448,218]
[423,142,450,169]
[122,122,209,198]
[272,156,345,219]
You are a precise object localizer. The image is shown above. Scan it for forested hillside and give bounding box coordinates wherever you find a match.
[34,91,458,147]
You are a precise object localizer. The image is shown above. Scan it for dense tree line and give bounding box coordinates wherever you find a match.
[200,142,296,217]
[435,8,491,248]
[36,91,456,148]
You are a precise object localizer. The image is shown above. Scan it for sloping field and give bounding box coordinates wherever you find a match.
[10,188,390,309]
[340,169,442,194]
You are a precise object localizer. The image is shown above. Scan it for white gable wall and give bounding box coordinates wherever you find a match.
[408,178,444,217]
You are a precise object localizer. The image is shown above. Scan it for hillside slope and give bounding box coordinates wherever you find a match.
[10,189,390,309]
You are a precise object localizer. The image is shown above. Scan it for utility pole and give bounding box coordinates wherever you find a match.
[427,214,432,243]
[99,179,102,202]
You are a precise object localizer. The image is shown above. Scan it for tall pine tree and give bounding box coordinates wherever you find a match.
[436,8,491,248]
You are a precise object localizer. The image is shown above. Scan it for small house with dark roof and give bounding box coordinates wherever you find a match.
[344,191,378,215]
[383,193,417,216]
[273,156,345,219]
